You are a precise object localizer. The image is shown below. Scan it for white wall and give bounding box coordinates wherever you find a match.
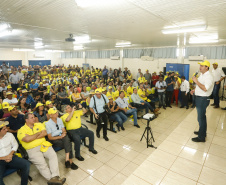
[0,49,61,66]
[60,58,85,67]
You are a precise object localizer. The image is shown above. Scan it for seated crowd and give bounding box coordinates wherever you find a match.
[0,63,196,185]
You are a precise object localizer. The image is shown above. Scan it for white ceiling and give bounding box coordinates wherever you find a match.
[0,0,226,51]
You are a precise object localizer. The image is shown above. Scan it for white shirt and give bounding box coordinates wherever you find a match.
[17,72,24,81]
[0,132,18,157]
[9,73,20,84]
[155,81,166,92]
[3,98,18,104]
[212,68,225,82]
[115,97,129,109]
[0,86,7,92]
[195,71,214,97]
[180,80,190,93]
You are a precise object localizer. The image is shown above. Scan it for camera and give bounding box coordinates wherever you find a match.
[70,102,80,110]
[103,104,111,114]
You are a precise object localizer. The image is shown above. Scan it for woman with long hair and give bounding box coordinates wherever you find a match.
[71,88,81,103]
[17,97,31,114]
[68,85,74,96]
[33,103,49,123]
[58,86,70,105]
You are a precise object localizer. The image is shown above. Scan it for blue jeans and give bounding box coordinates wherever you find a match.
[213,82,221,106]
[192,93,196,106]
[109,111,127,127]
[124,109,138,125]
[196,96,210,140]
[0,155,30,185]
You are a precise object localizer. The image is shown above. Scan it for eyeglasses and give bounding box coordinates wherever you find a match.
[56,124,59,130]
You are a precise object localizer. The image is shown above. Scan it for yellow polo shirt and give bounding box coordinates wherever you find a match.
[114,90,119,99]
[61,110,83,130]
[41,71,48,79]
[138,77,145,84]
[127,74,132,80]
[138,89,147,101]
[17,123,46,150]
[106,91,115,100]
[86,70,91,75]
[127,86,134,95]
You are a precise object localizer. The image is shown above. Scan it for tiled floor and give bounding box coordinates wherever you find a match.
[123,100,226,185]
[4,100,226,185]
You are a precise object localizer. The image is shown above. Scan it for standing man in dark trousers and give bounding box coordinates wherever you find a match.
[180,76,190,109]
[165,72,175,108]
[102,66,108,84]
[89,89,109,141]
[9,70,20,91]
[211,62,225,108]
[190,61,214,142]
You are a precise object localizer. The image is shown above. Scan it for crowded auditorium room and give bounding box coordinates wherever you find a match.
[0,0,226,185]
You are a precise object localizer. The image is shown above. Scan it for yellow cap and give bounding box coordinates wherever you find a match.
[95,89,101,93]
[8,106,15,112]
[40,141,52,152]
[166,72,169,74]
[108,86,112,90]
[17,88,21,91]
[31,79,35,82]
[108,96,113,100]
[2,102,9,109]
[213,62,218,65]
[39,82,43,85]
[36,103,44,108]
[0,121,9,129]
[7,85,12,89]
[102,88,107,92]
[22,89,28,93]
[198,60,210,67]
[6,91,13,96]
[46,100,52,106]
[48,108,58,115]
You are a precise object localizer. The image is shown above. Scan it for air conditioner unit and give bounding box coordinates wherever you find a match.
[110,56,120,60]
[34,54,44,58]
[141,56,154,61]
[188,55,204,61]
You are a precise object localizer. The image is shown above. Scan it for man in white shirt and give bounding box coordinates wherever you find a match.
[180,76,190,109]
[3,92,18,105]
[9,70,20,91]
[0,82,7,92]
[191,60,214,142]
[136,68,141,80]
[0,121,30,185]
[211,62,225,108]
[17,68,24,81]
[155,76,167,109]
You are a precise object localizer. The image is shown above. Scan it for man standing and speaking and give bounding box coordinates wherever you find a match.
[190,61,214,142]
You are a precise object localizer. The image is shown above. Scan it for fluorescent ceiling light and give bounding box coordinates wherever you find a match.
[13,48,35,52]
[189,39,219,44]
[74,46,84,50]
[0,30,12,38]
[45,50,64,53]
[73,36,91,44]
[34,42,43,47]
[34,38,43,41]
[115,44,132,48]
[0,24,9,32]
[116,42,131,46]
[162,25,207,34]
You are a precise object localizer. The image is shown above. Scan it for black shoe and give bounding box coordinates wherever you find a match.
[65,161,71,168]
[96,132,100,138]
[103,136,109,141]
[121,126,125,131]
[89,149,98,154]
[221,107,226,110]
[191,106,195,108]
[210,103,215,106]
[116,124,120,131]
[84,114,88,117]
[70,162,78,170]
[169,105,172,108]
[186,106,189,109]
[76,156,84,161]
[194,131,199,135]
[192,137,205,142]
[180,106,184,108]
[159,106,162,108]
[214,105,220,108]
[134,125,140,128]
[163,106,166,109]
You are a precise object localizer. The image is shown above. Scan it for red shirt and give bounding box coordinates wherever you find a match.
[77,87,82,93]
[152,75,159,85]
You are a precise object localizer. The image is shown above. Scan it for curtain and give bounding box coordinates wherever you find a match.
[85,50,120,59]
[61,51,83,58]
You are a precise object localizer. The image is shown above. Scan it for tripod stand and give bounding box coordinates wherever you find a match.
[140,118,157,149]
[220,78,226,100]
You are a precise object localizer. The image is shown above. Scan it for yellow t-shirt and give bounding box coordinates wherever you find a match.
[106,91,115,100]
[114,90,119,99]
[138,89,147,101]
[86,70,91,75]
[138,77,145,84]
[41,71,48,79]
[61,110,83,130]
[17,123,46,150]
[177,77,182,84]
[70,71,76,76]
[127,74,132,80]
[127,86,134,95]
